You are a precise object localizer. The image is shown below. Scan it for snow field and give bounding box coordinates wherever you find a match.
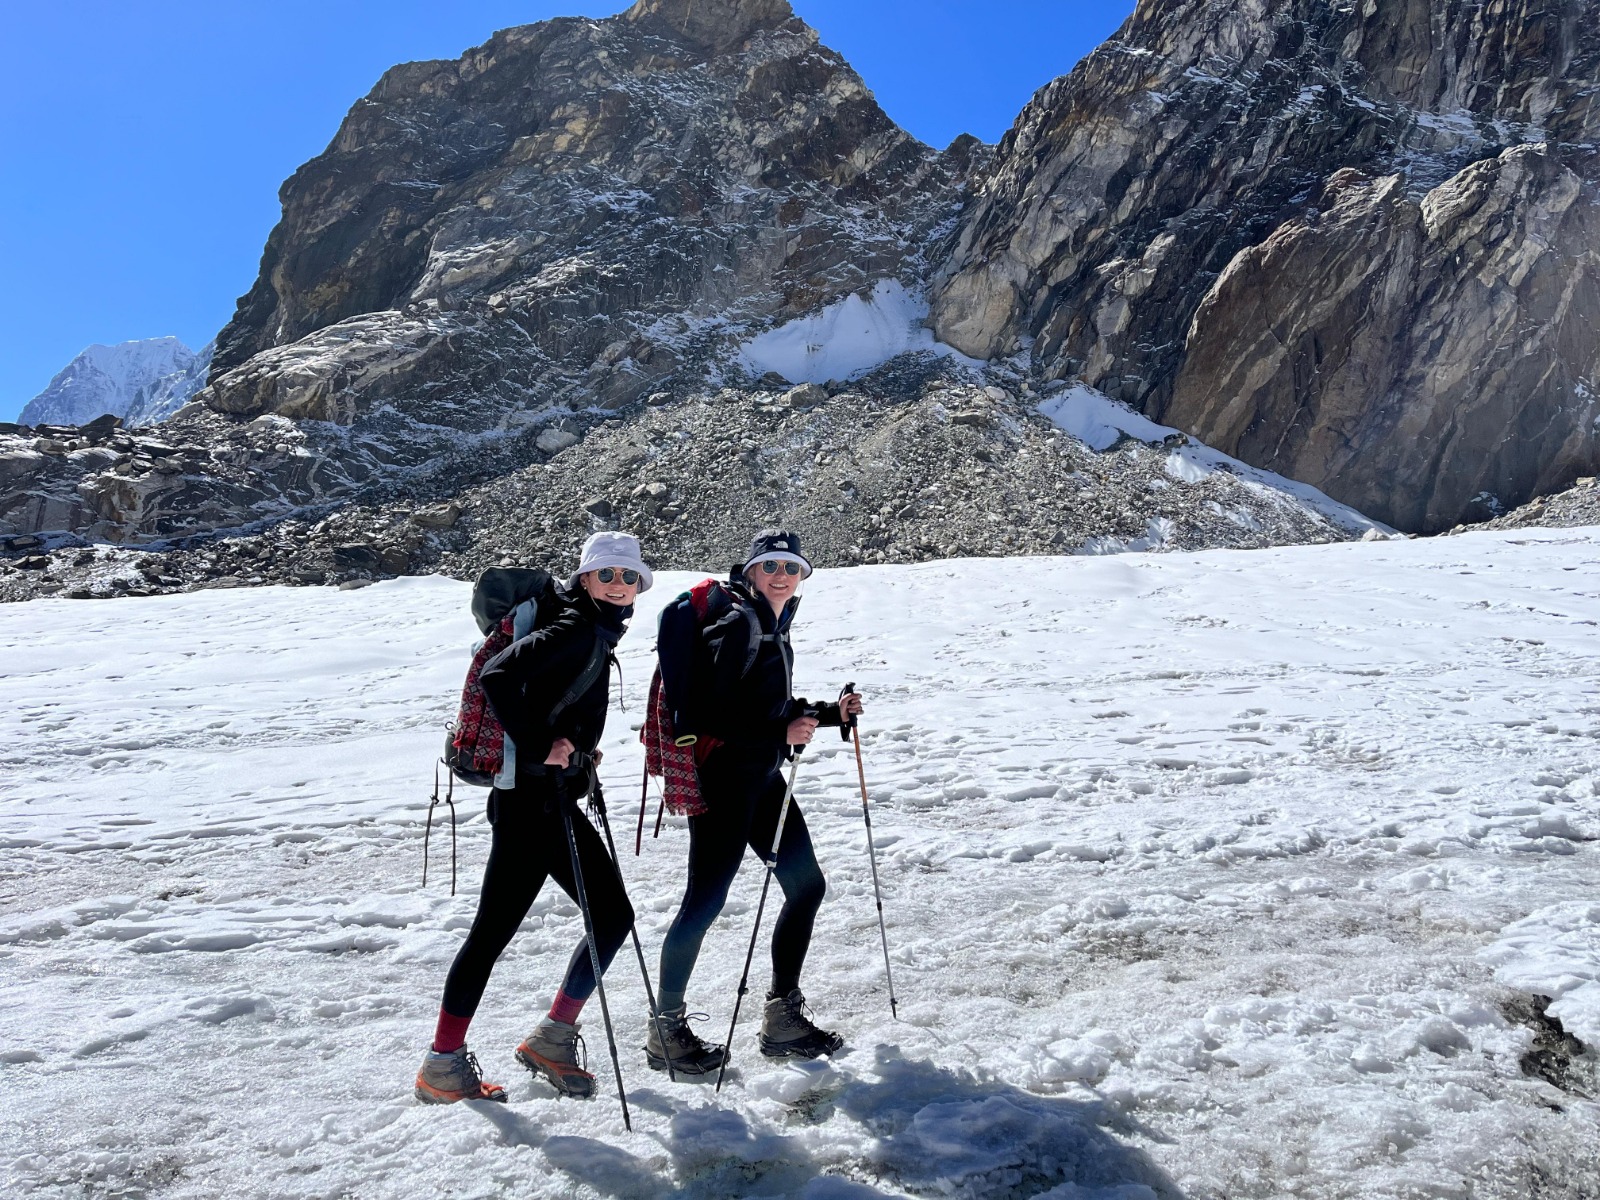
[1,529,1598,1199]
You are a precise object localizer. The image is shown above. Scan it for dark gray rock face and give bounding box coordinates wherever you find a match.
[8,0,968,547]
[199,0,955,485]
[931,0,1600,531]
[1167,149,1600,532]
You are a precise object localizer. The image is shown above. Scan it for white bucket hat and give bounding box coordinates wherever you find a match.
[575,531,653,592]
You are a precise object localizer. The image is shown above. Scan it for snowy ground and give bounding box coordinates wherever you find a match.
[2,529,1598,1200]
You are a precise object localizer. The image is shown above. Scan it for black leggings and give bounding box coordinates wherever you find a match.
[657,749,826,1010]
[440,778,635,1019]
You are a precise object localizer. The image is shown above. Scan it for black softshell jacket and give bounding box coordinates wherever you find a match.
[479,590,627,770]
[659,581,841,754]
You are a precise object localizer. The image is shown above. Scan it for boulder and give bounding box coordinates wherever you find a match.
[331,544,381,571]
[783,383,828,410]
[537,428,580,455]
[410,501,463,529]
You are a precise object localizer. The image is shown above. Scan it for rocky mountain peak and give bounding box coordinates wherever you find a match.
[6,0,1597,595]
[622,0,796,54]
[931,0,1600,531]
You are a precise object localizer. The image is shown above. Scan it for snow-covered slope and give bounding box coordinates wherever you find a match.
[2,530,1597,1199]
[124,339,214,426]
[18,337,211,428]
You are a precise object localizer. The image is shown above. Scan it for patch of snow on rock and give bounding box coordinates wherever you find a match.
[739,280,982,383]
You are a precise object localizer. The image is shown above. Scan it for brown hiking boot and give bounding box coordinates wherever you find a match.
[515,1017,596,1099]
[645,1004,728,1075]
[759,989,844,1059]
[415,1047,508,1104]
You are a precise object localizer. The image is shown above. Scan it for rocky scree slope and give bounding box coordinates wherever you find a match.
[932,0,1600,533]
[0,368,1383,603]
[1473,473,1600,531]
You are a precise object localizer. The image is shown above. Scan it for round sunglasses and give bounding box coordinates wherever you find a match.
[758,559,803,576]
[595,567,641,585]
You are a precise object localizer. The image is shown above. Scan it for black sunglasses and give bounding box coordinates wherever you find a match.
[759,560,802,576]
[596,567,640,585]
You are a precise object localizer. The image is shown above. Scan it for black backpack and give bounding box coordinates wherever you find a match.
[444,567,562,786]
[654,576,793,721]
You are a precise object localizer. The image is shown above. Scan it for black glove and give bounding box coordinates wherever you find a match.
[811,701,845,728]
[836,680,858,741]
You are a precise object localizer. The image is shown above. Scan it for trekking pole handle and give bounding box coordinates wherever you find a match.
[841,680,857,740]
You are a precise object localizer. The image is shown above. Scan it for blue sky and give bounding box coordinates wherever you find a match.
[0,1,1134,421]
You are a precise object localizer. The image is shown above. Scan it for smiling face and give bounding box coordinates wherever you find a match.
[748,558,802,613]
[580,569,640,608]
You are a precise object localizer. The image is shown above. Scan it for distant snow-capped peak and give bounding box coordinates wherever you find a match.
[20,336,214,428]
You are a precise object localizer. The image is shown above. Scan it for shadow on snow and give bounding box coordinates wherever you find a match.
[475,1044,1185,1199]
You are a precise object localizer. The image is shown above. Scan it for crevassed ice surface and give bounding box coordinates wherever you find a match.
[2,529,1598,1199]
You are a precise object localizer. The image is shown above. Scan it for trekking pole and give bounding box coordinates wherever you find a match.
[844,681,898,1020]
[554,765,632,1130]
[590,771,676,1083]
[423,759,458,896]
[715,743,806,1094]
[635,761,649,856]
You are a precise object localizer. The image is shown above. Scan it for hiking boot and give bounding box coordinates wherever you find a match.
[759,989,844,1060]
[514,1017,596,1099]
[415,1047,508,1105]
[645,1004,728,1075]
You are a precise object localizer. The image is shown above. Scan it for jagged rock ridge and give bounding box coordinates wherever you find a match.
[932,0,1600,532]
[6,0,1596,596]
[4,0,979,549]
[196,0,960,496]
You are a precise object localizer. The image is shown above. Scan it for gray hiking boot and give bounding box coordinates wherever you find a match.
[415,1046,508,1104]
[514,1017,596,1098]
[645,1004,728,1075]
[759,989,844,1060]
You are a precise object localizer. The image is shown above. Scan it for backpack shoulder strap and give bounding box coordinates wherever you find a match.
[549,630,608,725]
[510,597,540,640]
[739,602,765,679]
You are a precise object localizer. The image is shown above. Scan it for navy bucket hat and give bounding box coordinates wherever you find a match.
[742,528,813,579]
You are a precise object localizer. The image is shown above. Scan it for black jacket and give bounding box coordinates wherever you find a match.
[659,578,841,754]
[480,589,628,769]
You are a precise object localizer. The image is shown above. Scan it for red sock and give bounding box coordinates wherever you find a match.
[432,1008,472,1054]
[548,989,586,1026]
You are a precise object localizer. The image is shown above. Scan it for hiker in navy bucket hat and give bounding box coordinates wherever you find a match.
[642,528,864,1075]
